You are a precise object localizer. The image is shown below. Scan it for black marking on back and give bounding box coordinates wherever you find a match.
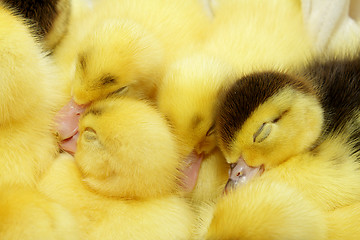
[304,55,360,158]
[3,0,61,38]
[217,71,314,150]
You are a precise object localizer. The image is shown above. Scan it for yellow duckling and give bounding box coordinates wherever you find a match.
[75,97,182,198]
[53,0,211,152]
[54,0,210,105]
[39,97,194,239]
[158,55,236,157]
[71,18,165,104]
[204,0,314,75]
[0,2,63,190]
[202,179,327,240]
[157,55,234,194]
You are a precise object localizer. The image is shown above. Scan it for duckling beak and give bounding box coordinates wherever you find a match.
[224,157,264,194]
[54,98,88,154]
[180,151,204,192]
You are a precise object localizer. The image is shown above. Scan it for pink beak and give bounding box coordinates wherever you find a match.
[54,98,87,154]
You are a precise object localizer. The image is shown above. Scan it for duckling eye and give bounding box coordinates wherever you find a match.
[83,127,97,141]
[206,123,216,136]
[273,109,289,123]
[253,122,272,143]
[108,86,129,97]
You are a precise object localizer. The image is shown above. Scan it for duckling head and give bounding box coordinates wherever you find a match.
[157,55,236,192]
[217,71,323,172]
[75,97,181,199]
[71,19,164,105]
[157,55,235,157]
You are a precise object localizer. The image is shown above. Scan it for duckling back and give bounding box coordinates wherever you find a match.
[204,0,313,74]
[0,3,64,186]
[304,53,360,158]
[2,0,71,50]
[0,4,80,239]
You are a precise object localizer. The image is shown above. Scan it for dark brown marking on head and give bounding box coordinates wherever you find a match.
[3,0,66,38]
[100,75,117,86]
[78,53,87,71]
[83,108,103,118]
[217,71,314,151]
[191,115,203,130]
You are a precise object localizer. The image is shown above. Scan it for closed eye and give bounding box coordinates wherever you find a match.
[253,122,272,143]
[272,109,290,123]
[206,123,216,136]
[107,86,128,98]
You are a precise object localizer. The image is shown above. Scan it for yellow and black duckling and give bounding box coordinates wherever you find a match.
[207,53,360,239]
[0,3,79,239]
[39,97,194,239]
[217,54,360,185]
[0,1,64,191]
[217,70,323,172]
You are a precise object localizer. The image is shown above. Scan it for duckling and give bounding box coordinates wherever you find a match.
[75,97,182,198]
[203,0,314,75]
[217,54,360,189]
[206,136,360,239]
[210,53,360,238]
[2,0,71,50]
[158,55,236,157]
[39,97,194,239]
[56,0,210,106]
[71,18,165,105]
[0,2,63,188]
[0,4,79,239]
[217,71,323,171]
[54,0,211,151]
[201,179,327,240]
[156,54,236,193]
[157,0,315,196]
